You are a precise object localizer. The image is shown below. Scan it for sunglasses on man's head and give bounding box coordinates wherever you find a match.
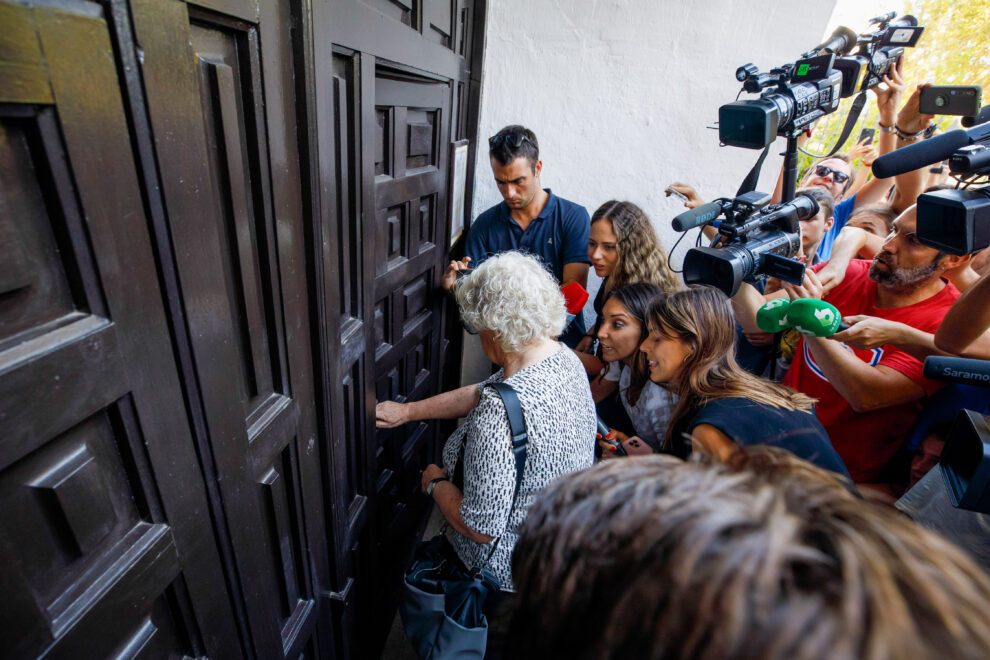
[813,164,850,184]
[489,132,531,150]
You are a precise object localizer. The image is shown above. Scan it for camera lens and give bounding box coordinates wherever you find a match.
[935,95,947,107]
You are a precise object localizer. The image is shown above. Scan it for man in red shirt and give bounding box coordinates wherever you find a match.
[733,206,969,484]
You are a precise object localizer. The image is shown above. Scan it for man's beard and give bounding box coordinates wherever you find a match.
[868,252,942,291]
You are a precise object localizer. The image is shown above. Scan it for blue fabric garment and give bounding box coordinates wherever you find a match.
[906,384,990,452]
[464,189,591,282]
[465,189,590,343]
[672,397,852,478]
[815,193,857,261]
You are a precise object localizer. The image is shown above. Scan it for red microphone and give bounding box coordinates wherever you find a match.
[560,282,589,327]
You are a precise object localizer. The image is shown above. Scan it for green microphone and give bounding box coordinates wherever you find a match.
[786,299,846,337]
[755,298,792,333]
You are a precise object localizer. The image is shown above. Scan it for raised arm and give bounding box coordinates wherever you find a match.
[816,227,872,294]
[888,84,936,212]
[667,182,719,241]
[935,269,990,358]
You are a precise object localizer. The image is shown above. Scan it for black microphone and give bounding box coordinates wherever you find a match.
[923,356,990,387]
[672,201,723,232]
[962,105,990,128]
[872,130,970,178]
[812,26,859,55]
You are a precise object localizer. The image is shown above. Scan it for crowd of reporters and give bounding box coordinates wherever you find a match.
[378,50,990,658]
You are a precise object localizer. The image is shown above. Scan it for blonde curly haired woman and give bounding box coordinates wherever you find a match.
[577,201,680,437]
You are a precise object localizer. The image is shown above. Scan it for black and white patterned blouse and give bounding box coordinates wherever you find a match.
[442,346,596,591]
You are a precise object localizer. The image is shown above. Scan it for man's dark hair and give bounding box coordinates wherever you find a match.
[508,453,990,660]
[489,124,539,169]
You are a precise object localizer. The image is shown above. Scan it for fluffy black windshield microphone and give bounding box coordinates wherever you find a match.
[871,129,970,179]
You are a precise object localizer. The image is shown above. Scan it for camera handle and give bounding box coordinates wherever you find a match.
[735,133,801,203]
[781,134,800,202]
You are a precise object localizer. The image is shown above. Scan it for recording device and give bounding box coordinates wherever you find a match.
[830,13,924,97]
[919,85,983,117]
[922,356,990,514]
[596,417,627,455]
[665,186,689,202]
[871,118,990,255]
[561,282,589,328]
[858,126,876,145]
[719,14,923,150]
[719,54,843,150]
[755,298,848,337]
[676,192,818,297]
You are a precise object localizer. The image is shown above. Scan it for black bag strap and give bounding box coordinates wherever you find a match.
[466,381,528,575]
[490,382,528,502]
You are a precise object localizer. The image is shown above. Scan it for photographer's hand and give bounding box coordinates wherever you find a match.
[871,56,906,127]
[831,315,909,350]
[782,269,824,301]
[666,182,704,209]
[897,84,935,135]
[848,137,878,166]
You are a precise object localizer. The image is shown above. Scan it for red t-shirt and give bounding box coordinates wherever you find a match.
[783,259,960,483]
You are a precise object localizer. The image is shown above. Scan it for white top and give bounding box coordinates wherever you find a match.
[441,347,596,590]
[604,362,678,451]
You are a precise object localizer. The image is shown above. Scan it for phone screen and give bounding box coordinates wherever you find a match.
[858,127,876,145]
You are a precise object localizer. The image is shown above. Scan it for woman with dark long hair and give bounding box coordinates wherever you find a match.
[593,283,676,454]
[640,286,850,476]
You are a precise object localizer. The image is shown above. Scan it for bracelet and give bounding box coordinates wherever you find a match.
[894,123,936,141]
[426,476,448,497]
[878,122,895,133]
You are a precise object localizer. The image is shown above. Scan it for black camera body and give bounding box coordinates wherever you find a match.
[917,187,990,255]
[678,192,819,296]
[720,55,842,150]
[916,121,990,255]
[922,357,990,514]
[720,14,924,150]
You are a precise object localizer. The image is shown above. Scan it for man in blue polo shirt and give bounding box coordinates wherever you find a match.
[443,125,591,346]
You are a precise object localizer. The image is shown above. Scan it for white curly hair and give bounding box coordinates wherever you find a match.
[455,251,567,352]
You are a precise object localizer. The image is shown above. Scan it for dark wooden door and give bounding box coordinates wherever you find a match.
[126,0,328,657]
[309,1,486,655]
[0,2,240,657]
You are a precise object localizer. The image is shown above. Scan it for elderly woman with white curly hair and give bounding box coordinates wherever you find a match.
[376,251,596,595]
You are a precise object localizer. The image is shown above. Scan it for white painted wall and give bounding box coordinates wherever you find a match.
[461,0,837,384]
[471,0,837,269]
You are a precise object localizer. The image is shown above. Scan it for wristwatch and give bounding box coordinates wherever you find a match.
[426,476,448,497]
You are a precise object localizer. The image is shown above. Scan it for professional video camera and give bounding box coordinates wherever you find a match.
[720,13,924,150]
[872,107,990,254]
[920,356,990,514]
[832,12,924,98]
[674,191,819,296]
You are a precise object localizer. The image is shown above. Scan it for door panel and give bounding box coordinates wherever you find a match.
[0,3,237,658]
[311,2,484,654]
[130,0,325,657]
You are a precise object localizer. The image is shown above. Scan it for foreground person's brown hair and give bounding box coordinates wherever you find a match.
[509,452,990,660]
